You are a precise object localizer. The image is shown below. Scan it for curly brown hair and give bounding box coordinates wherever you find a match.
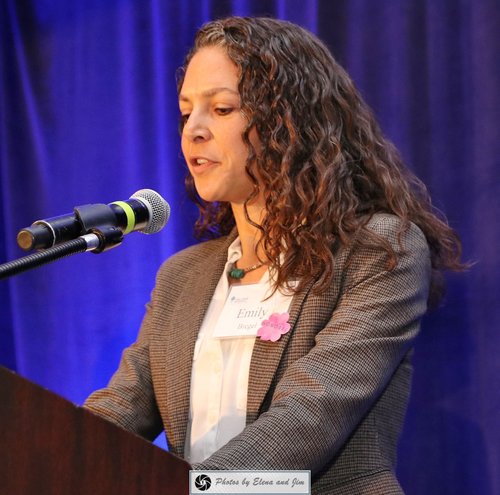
[177,16,465,306]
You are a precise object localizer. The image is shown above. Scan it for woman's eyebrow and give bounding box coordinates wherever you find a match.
[179,87,239,102]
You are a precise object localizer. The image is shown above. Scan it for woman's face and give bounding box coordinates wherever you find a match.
[179,46,259,205]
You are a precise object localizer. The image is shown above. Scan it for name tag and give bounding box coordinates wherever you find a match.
[213,283,294,338]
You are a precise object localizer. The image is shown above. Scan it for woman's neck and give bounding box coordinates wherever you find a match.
[231,202,266,266]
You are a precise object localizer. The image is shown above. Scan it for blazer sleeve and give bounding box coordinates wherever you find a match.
[83,295,163,441]
[194,216,431,473]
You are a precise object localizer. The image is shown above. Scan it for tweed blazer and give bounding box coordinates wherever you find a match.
[85,213,431,494]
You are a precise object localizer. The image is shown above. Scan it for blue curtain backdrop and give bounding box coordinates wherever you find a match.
[1,1,498,493]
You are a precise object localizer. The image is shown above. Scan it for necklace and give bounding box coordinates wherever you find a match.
[228,261,266,280]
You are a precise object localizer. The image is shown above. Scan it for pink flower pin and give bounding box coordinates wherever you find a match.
[257,312,291,342]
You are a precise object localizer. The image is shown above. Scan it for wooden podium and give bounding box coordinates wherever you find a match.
[0,366,191,494]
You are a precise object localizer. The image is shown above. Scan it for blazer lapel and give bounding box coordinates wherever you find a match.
[163,234,235,453]
[246,280,315,424]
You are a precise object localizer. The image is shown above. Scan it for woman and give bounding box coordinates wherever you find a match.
[85,17,464,493]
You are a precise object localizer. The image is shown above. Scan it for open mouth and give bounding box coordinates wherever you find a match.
[190,157,218,172]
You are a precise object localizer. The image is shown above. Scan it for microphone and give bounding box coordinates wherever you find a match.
[17,189,170,251]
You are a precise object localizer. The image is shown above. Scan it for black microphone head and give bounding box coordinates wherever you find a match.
[130,189,170,234]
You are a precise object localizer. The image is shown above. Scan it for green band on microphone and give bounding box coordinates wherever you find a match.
[112,201,135,234]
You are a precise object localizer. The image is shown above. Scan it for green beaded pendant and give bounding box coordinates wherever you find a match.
[229,268,245,279]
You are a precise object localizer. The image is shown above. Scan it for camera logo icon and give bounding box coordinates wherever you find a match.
[194,474,212,491]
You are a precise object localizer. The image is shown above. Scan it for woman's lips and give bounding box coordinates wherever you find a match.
[190,157,218,174]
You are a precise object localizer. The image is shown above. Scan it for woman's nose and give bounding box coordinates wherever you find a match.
[183,113,211,143]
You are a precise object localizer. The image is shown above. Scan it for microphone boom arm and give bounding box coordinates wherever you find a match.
[0,226,124,280]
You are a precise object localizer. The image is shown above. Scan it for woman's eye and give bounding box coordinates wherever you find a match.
[215,107,233,116]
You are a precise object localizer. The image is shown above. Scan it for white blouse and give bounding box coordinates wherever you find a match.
[185,237,290,464]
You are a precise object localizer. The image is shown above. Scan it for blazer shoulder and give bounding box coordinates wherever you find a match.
[366,213,429,251]
[341,214,431,290]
